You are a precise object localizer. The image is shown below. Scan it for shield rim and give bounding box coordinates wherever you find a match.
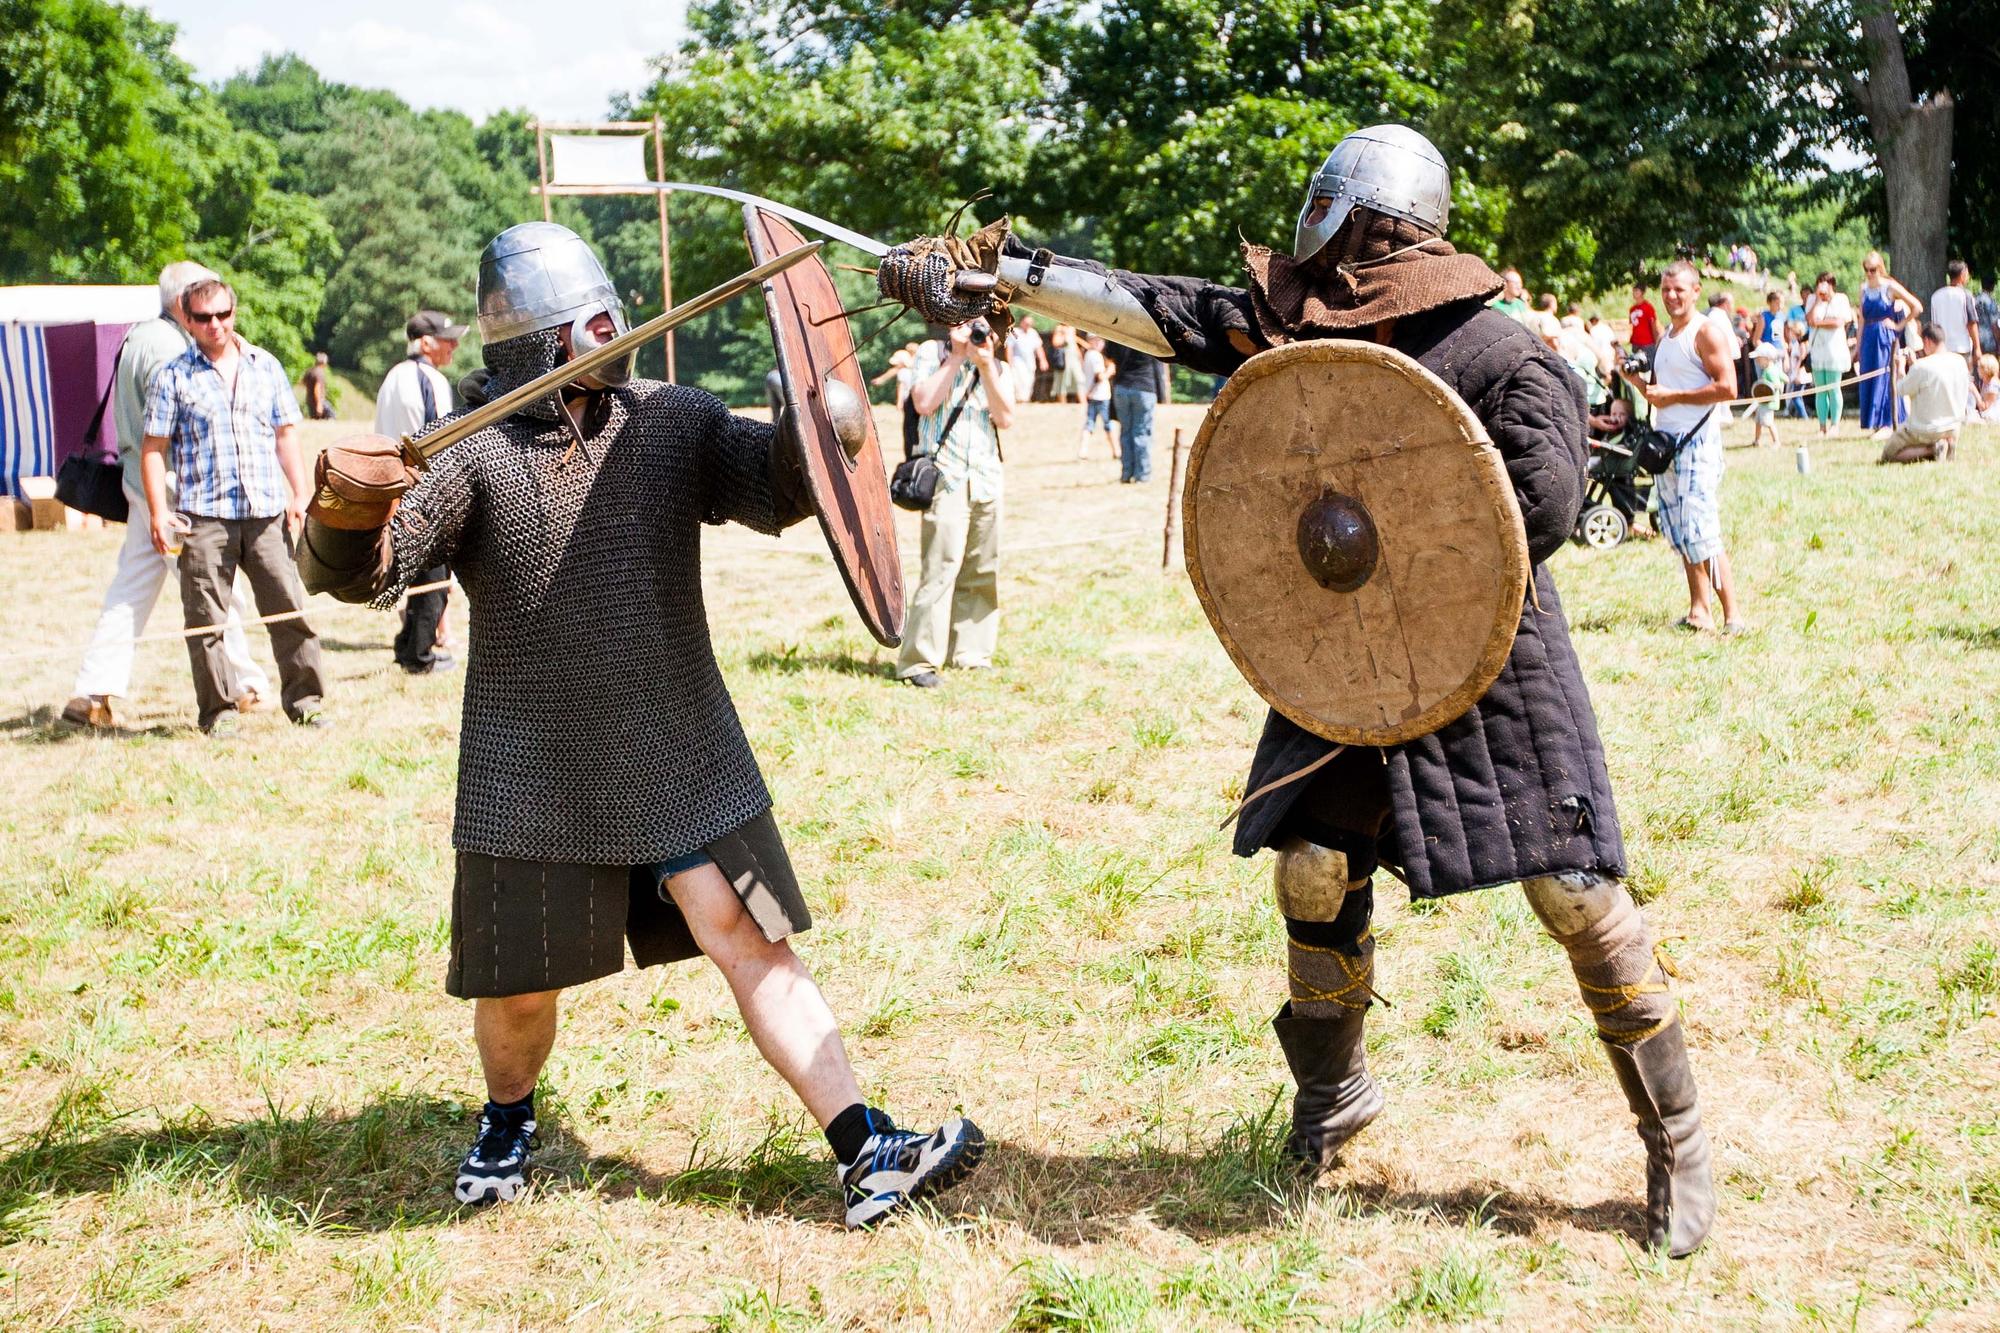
[1181,340,1530,746]
[745,207,905,647]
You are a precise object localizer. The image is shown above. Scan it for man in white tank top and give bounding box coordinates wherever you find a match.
[1621,260,1744,632]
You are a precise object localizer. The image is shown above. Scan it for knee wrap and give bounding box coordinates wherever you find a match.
[1278,840,1375,1018]
[1523,873,1677,1045]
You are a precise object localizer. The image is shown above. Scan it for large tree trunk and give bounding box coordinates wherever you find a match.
[1857,8,1954,290]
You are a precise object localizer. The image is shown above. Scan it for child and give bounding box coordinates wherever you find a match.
[1750,342,1784,446]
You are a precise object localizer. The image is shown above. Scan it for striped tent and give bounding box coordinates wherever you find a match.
[0,286,156,500]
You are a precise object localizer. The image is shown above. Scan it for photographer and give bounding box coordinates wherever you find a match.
[896,316,1016,689]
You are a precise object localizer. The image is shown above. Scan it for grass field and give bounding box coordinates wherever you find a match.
[1,402,1996,1330]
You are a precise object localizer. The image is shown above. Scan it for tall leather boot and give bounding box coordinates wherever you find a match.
[1601,1020,1714,1257]
[1522,872,1715,1258]
[1272,1000,1383,1168]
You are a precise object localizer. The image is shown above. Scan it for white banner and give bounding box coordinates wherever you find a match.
[548,133,652,186]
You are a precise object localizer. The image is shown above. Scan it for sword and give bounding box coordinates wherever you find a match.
[652,182,891,257]
[404,240,824,464]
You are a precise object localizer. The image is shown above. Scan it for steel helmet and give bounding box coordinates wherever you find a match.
[1294,125,1452,265]
[476,222,633,386]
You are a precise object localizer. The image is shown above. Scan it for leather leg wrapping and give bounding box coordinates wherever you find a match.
[1272,838,1383,1166]
[1523,872,1714,1257]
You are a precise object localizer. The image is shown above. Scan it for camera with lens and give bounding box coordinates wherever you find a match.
[1619,351,1650,376]
[968,317,991,347]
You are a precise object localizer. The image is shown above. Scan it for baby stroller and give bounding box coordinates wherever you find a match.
[1573,382,1654,549]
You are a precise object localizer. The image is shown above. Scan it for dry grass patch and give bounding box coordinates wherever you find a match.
[0,408,1995,1328]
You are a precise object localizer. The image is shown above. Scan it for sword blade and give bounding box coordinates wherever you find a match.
[408,240,823,463]
[653,182,891,257]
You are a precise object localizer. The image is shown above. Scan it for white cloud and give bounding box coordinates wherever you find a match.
[150,0,689,121]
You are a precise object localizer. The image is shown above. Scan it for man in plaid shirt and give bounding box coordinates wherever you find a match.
[140,278,327,734]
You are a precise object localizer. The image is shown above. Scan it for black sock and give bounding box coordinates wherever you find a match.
[485,1092,535,1127]
[826,1102,889,1163]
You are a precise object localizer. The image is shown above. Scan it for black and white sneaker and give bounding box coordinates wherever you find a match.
[455,1111,538,1205]
[837,1115,985,1229]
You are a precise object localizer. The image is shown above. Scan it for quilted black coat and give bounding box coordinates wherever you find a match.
[1115,272,1627,897]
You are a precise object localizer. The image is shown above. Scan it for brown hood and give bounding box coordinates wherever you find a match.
[1243,211,1503,342]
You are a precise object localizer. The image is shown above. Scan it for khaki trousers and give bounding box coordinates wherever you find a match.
[897,485,1001,677]
[180,515,325,727]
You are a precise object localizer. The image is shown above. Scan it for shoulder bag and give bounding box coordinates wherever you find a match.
[54,346,130,523]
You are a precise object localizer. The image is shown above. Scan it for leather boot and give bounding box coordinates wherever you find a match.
[1600,1020,1715,1257]
[1271,1002,1383,1168]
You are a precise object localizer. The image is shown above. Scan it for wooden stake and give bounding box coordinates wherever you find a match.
[1162,427,1186,572]
[534,121,552,222]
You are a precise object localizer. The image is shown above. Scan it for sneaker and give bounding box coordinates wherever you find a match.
[200,711,240,738]
[402,652,457,675]
[291,709,331,728]
[837,1115,984,1229]
[455,1111,538,1205]
[902,671,943,689]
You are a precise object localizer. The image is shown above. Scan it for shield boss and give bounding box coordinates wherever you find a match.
[746,206,905,646]
[1183,341,1529,746]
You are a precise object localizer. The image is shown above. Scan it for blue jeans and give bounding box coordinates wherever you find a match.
[1083,397,1111,432]
[1112,386,1156,481]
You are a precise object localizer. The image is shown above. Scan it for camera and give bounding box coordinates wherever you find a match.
[968,318,991,347]
[1619,351,1650,376]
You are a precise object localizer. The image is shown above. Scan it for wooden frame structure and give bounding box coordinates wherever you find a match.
[531,119,677,382]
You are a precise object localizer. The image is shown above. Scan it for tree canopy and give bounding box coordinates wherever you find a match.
[0,0,1980,398]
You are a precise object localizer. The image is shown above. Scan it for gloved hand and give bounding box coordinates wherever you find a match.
[309,435,419,530]
[877,216,1014,327]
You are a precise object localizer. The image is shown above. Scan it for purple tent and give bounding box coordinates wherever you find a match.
[0,286,156,500]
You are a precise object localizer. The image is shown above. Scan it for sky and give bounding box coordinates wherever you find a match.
[141,0,691,121]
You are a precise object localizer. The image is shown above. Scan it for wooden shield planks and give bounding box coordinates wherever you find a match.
[746,207,905,646]
[1183,341,1530,746]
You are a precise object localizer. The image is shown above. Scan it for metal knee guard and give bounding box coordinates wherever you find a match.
[1521,871,1676,1045]
[1277,838,1374,1018]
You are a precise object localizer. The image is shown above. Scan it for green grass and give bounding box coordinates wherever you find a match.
[0,408,1995,1327]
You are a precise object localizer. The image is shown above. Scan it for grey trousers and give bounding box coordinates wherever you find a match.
[179,514,324,726]
[896,485,1001,678]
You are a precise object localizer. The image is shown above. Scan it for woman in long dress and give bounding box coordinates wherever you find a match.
[1856,251,1923,433]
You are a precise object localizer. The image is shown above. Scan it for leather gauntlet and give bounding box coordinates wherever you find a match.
[309,435,419,531]
[877,216,1013,327]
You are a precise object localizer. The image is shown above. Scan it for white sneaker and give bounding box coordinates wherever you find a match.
[837,1115,984,1229]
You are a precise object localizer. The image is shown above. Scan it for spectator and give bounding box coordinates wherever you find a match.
[1856,250,1923,436]
[1620,260,1743,633]
[868,345,915,408]
[375,310,466,675]
[1488,268,1529,321]
[1929,260,1979,381]
[1749,343,1784,447]
[1783,319,1812,419]
[1977,355,2000,423]
[1760,291,1784,350]
[1628,283,1661,368]
[301,351,334,419]
[1048,324,1083,402]
[1077,333,1114,460]
[139,278,325,734]
[1880,324,1970,463]
[1588,393,1632,441]
[1109,342,1165,482]
[1527,293,1563,352]
[61,262,270,730]
[897,318,1013,689]
[1004,314,1046,403]
[1973,276,2000,362]
[1805,272,1854,434]
[1586,313,1618,374]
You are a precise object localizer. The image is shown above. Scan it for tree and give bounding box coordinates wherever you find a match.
[1914,0,2000,278]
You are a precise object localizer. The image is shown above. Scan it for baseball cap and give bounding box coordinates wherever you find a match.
[1750,341,1781,362]
[407,310,469,340]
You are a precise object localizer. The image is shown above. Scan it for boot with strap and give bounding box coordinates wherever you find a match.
[1273,920,1383,1167]
[1600,1018,1715,1258]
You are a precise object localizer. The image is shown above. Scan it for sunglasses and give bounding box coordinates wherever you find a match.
[189,308,235,324]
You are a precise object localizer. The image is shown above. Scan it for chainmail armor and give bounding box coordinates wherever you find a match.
[381,369,804,864]
[877,239,996,326]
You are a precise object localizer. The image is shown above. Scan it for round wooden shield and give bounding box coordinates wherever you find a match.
[1183,341,1530,746]
[745,207,905,646]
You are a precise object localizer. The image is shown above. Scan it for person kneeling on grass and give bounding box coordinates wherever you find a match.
[297,222,983,1226]
[1880,324,1970,464]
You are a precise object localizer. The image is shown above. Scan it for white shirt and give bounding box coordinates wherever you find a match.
[374,358,454,438]
[1930,285,1975,353]
[912,340,1008,504]
[1005,324,1043,372]
[1899,351,1970,436]
[1654,317,1720,441]
[1705,306,1741,360]
[1081,349,1110,401]
[1806,293,1853,372]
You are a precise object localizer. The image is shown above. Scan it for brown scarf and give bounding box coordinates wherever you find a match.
[1243,211,1504,343]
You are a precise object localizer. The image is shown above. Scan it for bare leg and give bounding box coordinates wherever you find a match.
[666,862,864,1128]
[474,989,560,1103]
[1709,550,1740,625]
[1681,560,1715,628]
